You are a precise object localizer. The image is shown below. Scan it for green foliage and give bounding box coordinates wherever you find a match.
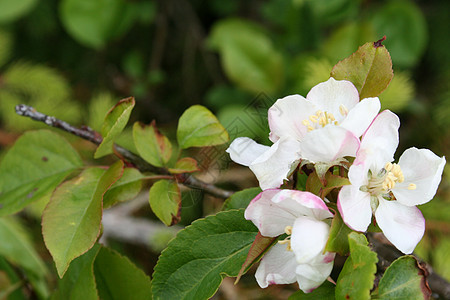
[0,29,12,68]
[151,209,258,300]
[222,187,261,210]
[103,167,144,209]
[0,130,83,216]
[168,157,200,174]
[0,0,37,23]
[331,40,393,100]
[149,180,181,226]
[325,210,353,256]
[95,97,135,158]
[335,232,378,300]
[208,18,284,94]
[42,162,123,277]
[289,281,335,300]
[177,105,229,149]
[374,256,431,299]
[133,121,172,168]
[379,71,415,111]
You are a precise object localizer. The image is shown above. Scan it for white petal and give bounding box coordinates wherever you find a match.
[340,97,380,138]
[250,137,301,190]
[347,155,370,187]
[337,185,372,232]
[306,78,359,117]
[272,190,333,221]
[245,189,300,237]
[375,199,425,254]
[295,259,334,293]
[268,95,315,142]
[255,243,297,288]
[300,126,360,163]
[359,110,400,170]
[226,137,269,167]
[394,148,446,206]
[290,216,330,264]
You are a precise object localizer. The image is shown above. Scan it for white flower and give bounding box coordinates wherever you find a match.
[245,189,335,293]
[337,110,446,254]
[226,78,380,190]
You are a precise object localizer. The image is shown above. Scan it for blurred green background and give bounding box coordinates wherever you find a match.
[0,0,448,296]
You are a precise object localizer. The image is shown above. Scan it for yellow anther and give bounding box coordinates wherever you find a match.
[328,113,336,122]
[384,162,393,172]
[307,126,314,132]
[408,183,417,190]
[309,115,319,123]
[339,105,348,116]
[302,120,310,126]
[284,225,293,235]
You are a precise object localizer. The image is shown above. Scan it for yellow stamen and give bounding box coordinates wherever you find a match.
[302,119,310,126]
[408,183,417,190]
[309,115,318,123]
[339,104,348,116]
[284,225,293,235]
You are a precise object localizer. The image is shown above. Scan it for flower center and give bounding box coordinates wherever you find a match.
[361,162,416,197]
[278,225,293,251]
[302,110,338,132]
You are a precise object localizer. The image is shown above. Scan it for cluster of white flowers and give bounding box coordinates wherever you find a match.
[227,78,446,293]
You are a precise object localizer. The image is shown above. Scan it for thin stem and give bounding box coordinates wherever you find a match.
[15,104,234,199]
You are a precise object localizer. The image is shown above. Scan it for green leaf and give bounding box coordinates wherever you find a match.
[152,209,258,300]
[0,0,37,23]
[51,244,101,300]
[236,232,277,283]
[133,121,172,167]
[325,210,352,256]
[177,105,229,149]
[335,232,378,300]
[208,18,284,94]
[0,256,27,300]
[375,255,431,300]
[0,217,48,278]
[59,0,136,48]
[331,39,393,100]
[93,247,152,299]
[43,161,124,277]
[95,97,135,158]
[289,280,335,300]
[222,187,261,210]
[370,1,427,68]
[0,130,83,216]
[149,180,181,226]
[103,167,143,209]
[0,29,12,68]
[168,157,200,174]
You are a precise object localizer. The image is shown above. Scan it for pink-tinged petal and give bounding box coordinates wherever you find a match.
[245,189,299,237]
[268,95,315,142]
[306,78,359,117]
[255,243,297,288]
[300,126,360,163]
[359,110,400,170]
[272,190,333,221]
[226,137,269,167]
[250,137,301,190]
[337,185,372,232]
[295,259,334,293]
[375,199,425,254]
[340,97,380,138]
[290,216,330,263]
[393,148,446,206]
[347,155,370,187]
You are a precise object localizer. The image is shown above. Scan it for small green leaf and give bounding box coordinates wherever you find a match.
[375,255,431,300]
[51,244,101,300]
[289,280,335,300]
[0,130,83,216]
[177,105,229,149]
[43,162,123,277]
[0,217,48,278]
[325,210,352,255]
[222,187,261,211]
[133,121,172,167]
[103,167,143,209]
[0,0,37,23]
[168,157,200,174]
[152,209,258,300]
[331,38,393,100]
[149,180,181,226]
[94,247,152,299]
[335,232,378,300]
[236,232,277,283]
[95,97,135,159]
[208,18,284,94]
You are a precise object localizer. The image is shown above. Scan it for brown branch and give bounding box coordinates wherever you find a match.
[15,104,234,199]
